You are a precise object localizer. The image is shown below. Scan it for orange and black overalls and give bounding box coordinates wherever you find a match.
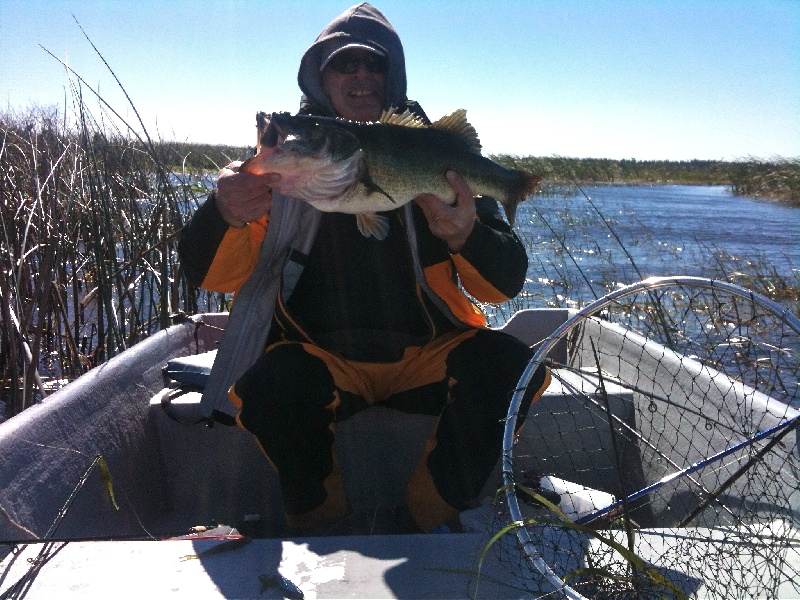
[179,193,549,532]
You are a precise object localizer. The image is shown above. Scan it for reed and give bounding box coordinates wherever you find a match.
[728,157,800,205]
[0,99,243,419]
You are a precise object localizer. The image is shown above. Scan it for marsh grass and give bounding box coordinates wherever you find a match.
[0,97,245,419]
[728,157,800,206]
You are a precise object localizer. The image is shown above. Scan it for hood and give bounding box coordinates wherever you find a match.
[298,3,407,117]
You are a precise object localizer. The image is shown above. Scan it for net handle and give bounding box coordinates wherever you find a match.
[574,411,800,526]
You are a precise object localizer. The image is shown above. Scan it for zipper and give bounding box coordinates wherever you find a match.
[274,279,317,346]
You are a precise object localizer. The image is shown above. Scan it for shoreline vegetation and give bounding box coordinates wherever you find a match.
[491,154,800,205]
[1,105,798,419]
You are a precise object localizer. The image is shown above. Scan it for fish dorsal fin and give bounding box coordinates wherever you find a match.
[379,108,427,128]
[431,109,481,153]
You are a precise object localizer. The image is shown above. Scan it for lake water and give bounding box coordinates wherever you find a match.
[505,185,799,315]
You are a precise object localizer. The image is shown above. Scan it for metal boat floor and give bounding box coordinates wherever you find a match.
[3,526,798,598]
[0,532,518,599]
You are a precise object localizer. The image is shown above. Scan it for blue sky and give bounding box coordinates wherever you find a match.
[1,0,798,160]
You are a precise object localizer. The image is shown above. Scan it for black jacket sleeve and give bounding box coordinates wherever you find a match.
[458,196,528,298]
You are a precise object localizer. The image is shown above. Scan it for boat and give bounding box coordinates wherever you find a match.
[1,276,798,599]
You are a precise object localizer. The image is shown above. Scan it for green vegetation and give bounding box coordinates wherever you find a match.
[493,155,800,203]
[727,157,800,205]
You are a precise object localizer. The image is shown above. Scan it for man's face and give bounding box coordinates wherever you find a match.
[322,50,387,122]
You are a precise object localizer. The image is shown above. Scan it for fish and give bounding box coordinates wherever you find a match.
[179,536,252,561]
[240,109,541,240]
[259,572,305,599]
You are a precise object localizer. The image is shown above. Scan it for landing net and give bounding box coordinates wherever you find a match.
[488,276,800,599]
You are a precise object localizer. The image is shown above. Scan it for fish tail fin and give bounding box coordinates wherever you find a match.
[503,171,542,227]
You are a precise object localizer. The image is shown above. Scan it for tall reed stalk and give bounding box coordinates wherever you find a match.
[0,96,239,419]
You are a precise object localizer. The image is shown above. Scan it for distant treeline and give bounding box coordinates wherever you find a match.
[152,141,251,172]
[112,141,800,206]
[168,147,800,204]
[492,155,800,204]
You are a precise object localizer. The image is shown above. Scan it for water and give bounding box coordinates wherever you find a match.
[582,185,799,276]
[500,184,800,409]
[510,185,799,311]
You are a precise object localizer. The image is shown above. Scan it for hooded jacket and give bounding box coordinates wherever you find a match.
[179,3,528,419]
[297,3,408,117]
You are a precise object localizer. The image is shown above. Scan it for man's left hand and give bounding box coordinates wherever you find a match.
[414,171,476,254]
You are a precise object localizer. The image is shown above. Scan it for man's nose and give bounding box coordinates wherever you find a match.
[352,64,371,77]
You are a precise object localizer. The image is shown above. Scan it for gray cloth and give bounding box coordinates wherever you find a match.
[199,196,320,418]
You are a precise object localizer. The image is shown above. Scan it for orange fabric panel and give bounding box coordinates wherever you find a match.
[201,216,268,293]
[300,329,478,404]
[449,254,513,304]
[422,262,487,328]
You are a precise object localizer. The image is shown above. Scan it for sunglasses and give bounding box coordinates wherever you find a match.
[326,52,388,75]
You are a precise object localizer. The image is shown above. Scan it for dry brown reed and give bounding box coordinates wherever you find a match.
[0,98,241,419]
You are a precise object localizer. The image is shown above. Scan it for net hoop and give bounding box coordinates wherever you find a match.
[501,275,800,599]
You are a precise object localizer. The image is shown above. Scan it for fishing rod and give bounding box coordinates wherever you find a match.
[574,411,800,526]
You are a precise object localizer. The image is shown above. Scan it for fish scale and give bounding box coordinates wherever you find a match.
[241,109,541,239]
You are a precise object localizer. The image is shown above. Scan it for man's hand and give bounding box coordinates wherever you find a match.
[215,162,280,227]
[414,171,476,254]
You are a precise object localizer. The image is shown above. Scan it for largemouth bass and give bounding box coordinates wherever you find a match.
[240,109,541,239]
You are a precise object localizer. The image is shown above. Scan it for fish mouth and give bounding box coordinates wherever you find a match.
[258,113,288,149]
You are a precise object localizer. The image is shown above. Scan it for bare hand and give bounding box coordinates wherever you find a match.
[414,171,476,253]
[215,161,280,227]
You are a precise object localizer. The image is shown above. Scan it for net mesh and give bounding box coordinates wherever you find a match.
[483,277,800,599]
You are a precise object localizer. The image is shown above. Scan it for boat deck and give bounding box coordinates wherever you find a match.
[3,526,799,598]
[1,532,516,599]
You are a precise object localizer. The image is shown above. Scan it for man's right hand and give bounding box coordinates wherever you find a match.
[215,161,281,227]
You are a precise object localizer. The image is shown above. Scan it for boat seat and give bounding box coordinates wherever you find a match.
[496,308,570,363]
[162,349,217,389]
[148,386,436,529]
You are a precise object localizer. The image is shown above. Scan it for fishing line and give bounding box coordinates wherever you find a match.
[568,178,644,281]
[568,177,679,345]
[528,204,599,300]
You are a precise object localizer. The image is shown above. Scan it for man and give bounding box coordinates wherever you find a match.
[179,3,548,534]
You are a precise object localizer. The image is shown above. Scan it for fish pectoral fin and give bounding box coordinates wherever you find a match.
[299,150,363,203]
[356,213,390,240]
